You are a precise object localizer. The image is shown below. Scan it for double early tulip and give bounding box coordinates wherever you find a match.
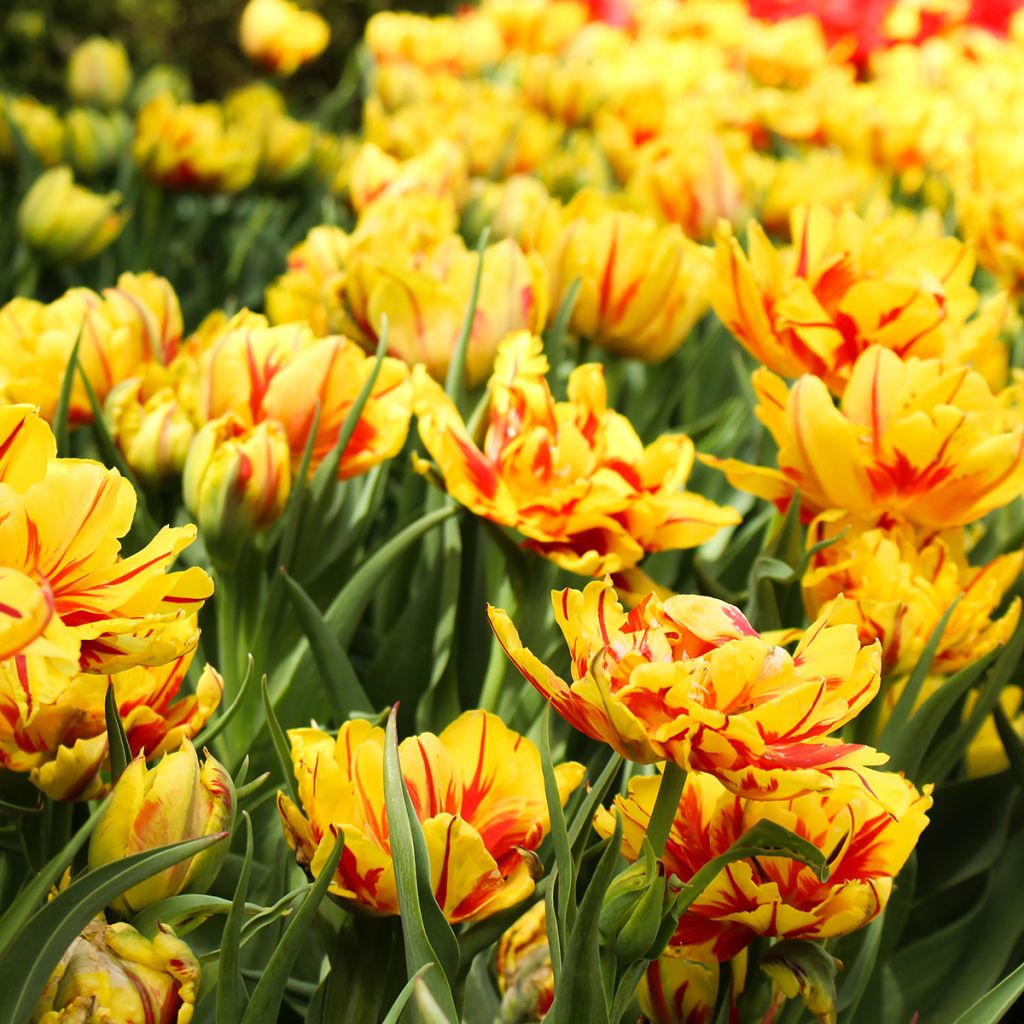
[277,710,584,922]
[416,332,739,576]
[489,578,898,803]
[239,0,331,76]
[638,950,719,1024]
[35,917,199,1023]
[89,741,234,915]
[707,346,1024,528]
[594,771,932,962]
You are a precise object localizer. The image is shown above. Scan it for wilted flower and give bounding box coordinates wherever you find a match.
[594,770,932,961]
[89,741,233,915]
[638,950,719,1024]
[183,415,292,560]
[18,166,124,264]
[240,0,330,75]
[708,206,995,394]
[277,710,584,921]
[531,189,711,361]
[67,36,132,109]
[34,917,198,1023]
[489,578,900,803]
[416,332,739,575]
[803,514,1022,677]
[706,346,1024,528]
[134,93,259,193]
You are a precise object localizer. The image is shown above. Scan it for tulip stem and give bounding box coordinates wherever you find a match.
[645,761,686,860]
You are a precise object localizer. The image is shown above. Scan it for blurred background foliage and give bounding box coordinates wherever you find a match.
[0,0,452,105]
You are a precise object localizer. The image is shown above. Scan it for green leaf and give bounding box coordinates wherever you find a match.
[131,894,240,938]
[414,975,457,1024]
[261,674,298,804]
[240,832,344,1024]
[952,960,1024,1024]
[445,228,489,409]
[104,683,131,784]
[992,702,1024,789]
[541,708,576,941]
[0,832,226,1022]
[567,751,623,856]
[543,275,582,376]
[194,654,256,749]
[53,329,83,457]
[324,505,459,649]
[217,812,253,1024]
[382,706,459,1022]
[381,965,435,1024]
[280,570,373,718]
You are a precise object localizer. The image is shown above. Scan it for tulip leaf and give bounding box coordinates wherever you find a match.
[261,673,299,804]
[952,960,1024,1024]
[324,504,460,649]
[567,750,623,856]
[445,227,489,410]
[382,706,460,1022]
[103,682,131,784]
[544,275,582,378]
[381,964,435,1024]
[240,831,344,1024]
[52,328,83,457]
[217,811,253,1024]
[541,708,577,939]
[836,913,886,1018]
[414,975,457,1024]
[0,831,226,1023]
[131,893,246,938]
[992,701,1024,789]
[194,654,256,749]
[544,818,623,1024]
[280,569,374,718]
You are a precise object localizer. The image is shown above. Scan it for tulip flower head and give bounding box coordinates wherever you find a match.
[594,770,932,961]
[416,332,739,576]
[638,949,719,1024]
[497,901,555,1021]
[35,916,199,1023]
[0,95,65,167]
[277,710,584,922]
[240,0,331,76]
[67,36,133,109]
[490,578,899,803]
[707,346,1024,528]
[88,741,233,915]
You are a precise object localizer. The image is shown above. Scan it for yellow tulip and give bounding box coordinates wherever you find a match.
[706,346,1024,528]
[103,271,184,366]
[489,578,903,804]
[365,11,504,75]
[88,741,233,915]
[134,94,259,193]
[497,902,555,1021]
[532,189,711,361]
[347,140,468,215]
[222,83,315,185]
[34,917,198,1023]
[183,415,292,559]
[638,950,719,1024]
[63,108,130,177]
[479,0,590,55]
[594,771,931,961]
[803,514,1022,677]
[0,95,65,166]
[239,0,330,76]
[265,226,351,334]
[18,166,124,264]
[277,710,584,922]
[67,36,132,109]
[416,332,738,576]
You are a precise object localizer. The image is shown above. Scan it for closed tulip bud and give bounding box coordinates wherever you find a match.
[183,414,291,561]
[0,95,65,166]
[34,916,199,1023]
[240,0,330,76]
[64,107,130,177]
[616,870,668,963]
[599,854,655,942]
[67,36,133,109]
[106,380,197,486]
[18,166,124,264]
[88,741,234,917]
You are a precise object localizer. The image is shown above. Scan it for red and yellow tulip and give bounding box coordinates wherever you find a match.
[239,0,330,76]
[416,332,739,576]
[594,770,931,961]
[277,710,584,922]
[638,950,719,1024]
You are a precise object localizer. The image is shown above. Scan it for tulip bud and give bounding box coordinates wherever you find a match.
[67,36,133,109]
[87,741,234,916]
[497,902,554,1023]
[599,840,659,944]
[183,414,291,562]
[64,107,130,177]
[18,166,124,264]
[615,870,668,963]
[35,916,199,1023]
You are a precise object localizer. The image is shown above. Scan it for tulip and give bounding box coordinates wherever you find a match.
[64,107,130,177]
[479,0,590,55]
[88,741,233,915]
[0,95,65,166]
[103,271,184,366]
[67,36,132,109]
[265,225,351,334]
[415,332,739,576]
[183,415,292,561]
[348,140,468,215]
[803,514,1023,677]
[638,950,720,1024]
[239,0,331,76]
[18,166,124,264]
[132,64,193,110]
[531,189,711,361]
[277,710,584,922]
[496,902,555,1022]
[34,916,199,1023]
[594,770,932,961]
[705,346,1024,529]
[365,11,504,75]
[489,578,906,805]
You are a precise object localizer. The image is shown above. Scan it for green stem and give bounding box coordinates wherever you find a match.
[645,761,687,860]
[478,632,510,715]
